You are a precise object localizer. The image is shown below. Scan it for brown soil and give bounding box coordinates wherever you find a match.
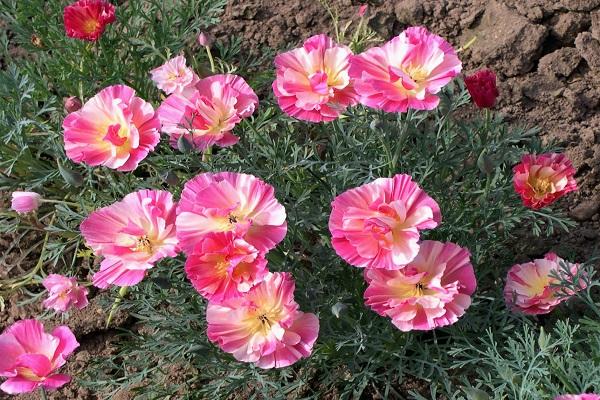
[3,1,600,399]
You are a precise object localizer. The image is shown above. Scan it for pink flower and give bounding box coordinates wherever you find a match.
[513,153,577,209]
[364,240,476,331]
[80,189,179,288]
[11,191,41,214]
[42,274,89,312]
[206,272,319,369]
[329,174,441,269]
[555,395,600,400]
[63,0,115,42]
[272,34,358,122]
[0,319,79,394]
[504,252,583,315]
[185,232,268,303]
[150,55,198,95]
[63,85,160,172]
[197,32,213,47]
[358,4,368,17]
[349,26,462,112]
[176,172,287,255]
[64,96,82,113]
[157,74,258,151]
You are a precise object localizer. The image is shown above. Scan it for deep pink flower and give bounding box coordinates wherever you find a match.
[157,74,258,151]
[0,319,79,394]
[150,55,199,95]
[513,153,577,209]
[63,0,115,42]
[464,69,499,109]
[206,272,319,369]
[11,191,41,214]
[358,4,368,17]
[349,26,462,112]
[555,395,600,400]
[364,240,476,331]
[176,172,287,255]
[504,252,583,315]
[63,85,160,172]
[80,189,179,288]
[329,174,441,269]
[42,274,89,313]
[272,34,358,122]
[185,232,268,303]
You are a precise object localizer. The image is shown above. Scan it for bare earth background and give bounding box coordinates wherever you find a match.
[2,0,599,399]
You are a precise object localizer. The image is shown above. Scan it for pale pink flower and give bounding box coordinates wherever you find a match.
[80,189,179,288]
[150,55,198,95]
[504,252,583,315]
[11,191,41,214]
[364,240,476,331]
[157,74,258,151]
[273,34,358,122]
[0,319,79,394]
[329,174,441,269]
[42,274,89,312]
[176,172,287,255]
[185,232,268,303]
[555,395,600,400]
[513,153,577,209]
[63,85,160,172]
[206,272,319,369]
[197,32,213,47]
[349,26,462,112]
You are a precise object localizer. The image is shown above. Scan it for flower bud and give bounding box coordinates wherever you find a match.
[464,69,499,109]
[358,4,368,17]
[64,96,82,113]
[11,191,41,214]
[197,32,213,48]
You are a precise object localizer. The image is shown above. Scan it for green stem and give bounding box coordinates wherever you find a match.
[105,286,129,328]
[205,46,215,73]
[41,199,80,208]
[202,146,212,162]
[40,387,48,400]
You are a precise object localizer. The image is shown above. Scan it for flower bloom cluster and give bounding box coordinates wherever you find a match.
[176,172,319,368]
[273,27,461,120]
[330,174,476,331]
[513,153,577,209]
[504,252,583,315]
[0,320,79,394]
[42,274,89,312]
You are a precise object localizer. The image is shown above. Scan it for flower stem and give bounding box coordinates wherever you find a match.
[40,387,48,400]
[105,286,129,328]
[205,46,215,73]
[202,146,212,162]
[41,199,80,208]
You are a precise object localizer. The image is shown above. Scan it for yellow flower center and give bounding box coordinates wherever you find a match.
[16,367,44,382]
[134,235,153,253]
[83,18,100,34]
[529,177,552,197]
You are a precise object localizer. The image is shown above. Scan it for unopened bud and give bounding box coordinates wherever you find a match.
[64,96,82,113]
[197,32,213,48]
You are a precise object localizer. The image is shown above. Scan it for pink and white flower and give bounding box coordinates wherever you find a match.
[364,240,476,331]
[272,34,358,122]
[150,55,198,95]
[0,319,79,394]
[513,153,577,210]
[504,252,583,315]
[349,26,462,113]
[11,191,41,214]
[157,74,258,151]
[185,232,268,303]
[555,395,600,400]
[80,189,179,288]
[42,274,89,312]
[329,174,441,269]
[63,85,160,172]
[206,272,319,369]
[176,172,287,255]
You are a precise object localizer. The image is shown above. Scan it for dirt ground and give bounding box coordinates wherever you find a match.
[2,1,600,399]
